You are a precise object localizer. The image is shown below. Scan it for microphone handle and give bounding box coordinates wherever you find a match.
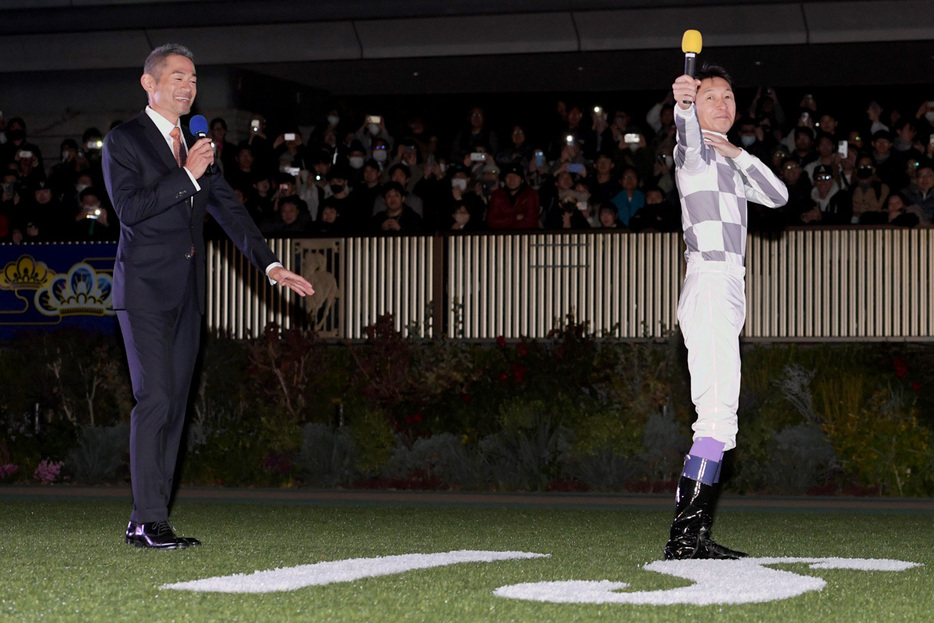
[684,53,696,78]
[682,53,697,106]
[195,132,216,174]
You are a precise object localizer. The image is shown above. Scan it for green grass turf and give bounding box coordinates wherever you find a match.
[0,499,930,622]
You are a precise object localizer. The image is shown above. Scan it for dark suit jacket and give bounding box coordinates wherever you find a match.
[103,111,277,312]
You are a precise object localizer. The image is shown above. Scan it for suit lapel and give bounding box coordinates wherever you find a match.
[137,111,181,172]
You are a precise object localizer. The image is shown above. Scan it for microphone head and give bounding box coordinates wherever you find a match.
[681,29,703,54]
[189,114,209,137]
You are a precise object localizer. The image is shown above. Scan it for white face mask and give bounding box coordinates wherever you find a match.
[327,115,340,126]
[578,200,588,212]
[628,143,639,152]
[451,178,468,191]
[925,111,934,123]
[740,135,756,147]
[348,156,365,169]
[62,150,71,161]
[453,212,470,225]
[439,163,448,174]
[373,150,387,162]
[75,183,90,193]
[368,124,380,135]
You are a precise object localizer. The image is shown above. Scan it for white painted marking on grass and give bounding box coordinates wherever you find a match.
[493,557,922,605]
[161,550,548,593]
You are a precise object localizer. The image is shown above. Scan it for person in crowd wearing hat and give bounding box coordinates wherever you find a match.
[487,162,540,229]
[850,154,890,223]
[802,164,852,225]
[803,132,841,183]
[371,181,424,232]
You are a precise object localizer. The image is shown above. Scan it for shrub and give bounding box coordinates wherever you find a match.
[66,423,129,484]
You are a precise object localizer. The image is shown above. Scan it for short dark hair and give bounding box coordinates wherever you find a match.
[210,117,227,131]
[382,181,407,198]
[696,64,734,89]
[144,43,194,79]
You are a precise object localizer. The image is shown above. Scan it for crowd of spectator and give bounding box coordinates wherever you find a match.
[2,87,933,244]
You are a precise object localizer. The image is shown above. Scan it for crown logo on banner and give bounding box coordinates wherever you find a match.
[35,263,115,317]
[0,255,55,290]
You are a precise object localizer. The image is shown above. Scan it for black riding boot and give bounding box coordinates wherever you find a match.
[663,475,747,560]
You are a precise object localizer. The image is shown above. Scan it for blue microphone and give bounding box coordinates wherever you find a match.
[188,115,214,173]
[189,114,209,138]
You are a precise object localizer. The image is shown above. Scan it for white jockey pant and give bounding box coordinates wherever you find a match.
[677,261,746,451]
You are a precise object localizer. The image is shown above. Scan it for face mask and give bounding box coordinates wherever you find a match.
[578,200,588,212]
[368,124,380,135]
[327,115,340,126]
[330,184,345,195]
[348,156,365,169]
[373,150,387,162]
[453,212,470,225]
[740,135,756,147]
[62,150,72,161]
[439,163,448,174]
[628,143,639,152]
[925,112,934,123]
[75,183,90,193]
[451,178,468,191]
[857,167,873,180]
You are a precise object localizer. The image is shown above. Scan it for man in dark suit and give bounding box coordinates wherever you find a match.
[102,43,315,550]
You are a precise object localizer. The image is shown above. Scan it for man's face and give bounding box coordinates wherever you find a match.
[237,149,253,168]
[142,53,197,123]
[621,169,638,190]
[504,172,523,191]
[873,137,891,156]
[363,166,380,184]
[897,124,915,143]
[814,174,833,196]
[816,136,834,157]
[34,188,52,204]
[280,202,299,224]
[469,109,484,129]
[918,167,934,191]
[818,114,837,134]
[321,206,337,223]
[595,155,614,174]
[645,190,664,205]
[781,161,802,184]
[390,170,409,186]
[211,123,226,142]
[794,132,813,152]
[695,77,736,134]
[385,189,403,211]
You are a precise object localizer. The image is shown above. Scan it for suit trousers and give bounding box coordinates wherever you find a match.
[677,261,746,451]
[117,265,201,523]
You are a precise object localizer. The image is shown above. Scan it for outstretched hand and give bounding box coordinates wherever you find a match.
[268,266,315,297]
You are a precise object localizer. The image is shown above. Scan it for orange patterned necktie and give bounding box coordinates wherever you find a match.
[169,127,186,168]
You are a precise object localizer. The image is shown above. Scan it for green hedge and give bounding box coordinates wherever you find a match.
[1,319,932,495]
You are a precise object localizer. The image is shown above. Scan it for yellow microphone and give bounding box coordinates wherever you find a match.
[681,29,703,77]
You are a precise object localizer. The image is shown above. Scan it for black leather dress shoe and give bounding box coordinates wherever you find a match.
[125,520,200,549]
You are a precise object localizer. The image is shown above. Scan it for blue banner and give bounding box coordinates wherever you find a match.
[0,242,118,339]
